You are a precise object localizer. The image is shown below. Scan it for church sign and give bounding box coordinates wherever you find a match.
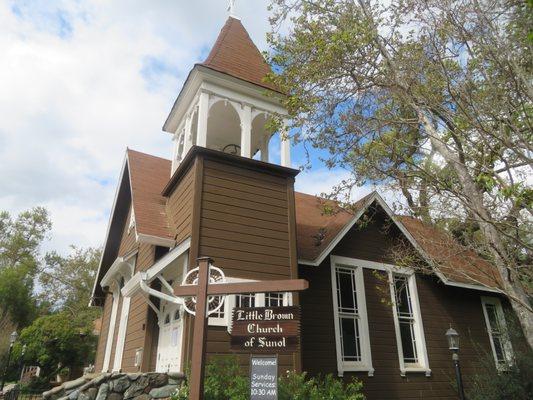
[250,355,278,400]
[230,306,300,352]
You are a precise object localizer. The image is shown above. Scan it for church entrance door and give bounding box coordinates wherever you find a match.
[156,301,183,372]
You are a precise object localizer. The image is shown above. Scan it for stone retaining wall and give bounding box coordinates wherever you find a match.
[42,373,185,400]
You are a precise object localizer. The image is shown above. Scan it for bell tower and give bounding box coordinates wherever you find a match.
[162,16,291,175]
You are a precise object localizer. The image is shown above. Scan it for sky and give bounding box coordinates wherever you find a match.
[0,0,377,256]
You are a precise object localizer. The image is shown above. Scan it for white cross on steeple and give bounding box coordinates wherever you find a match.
[227,0,237,17]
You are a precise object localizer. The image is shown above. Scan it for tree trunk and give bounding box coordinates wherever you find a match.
[417,109,533,349]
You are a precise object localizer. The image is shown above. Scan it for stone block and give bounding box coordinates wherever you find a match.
[65,378,87,392]
[149,385,177,399]
[68,390,79,400]
[107,393,123,400]
[132,395,149,400]
[80,387,98,400]
[93,374,111,387]
[123,376,150,399]
[95,383,109,400]
[148,374,168,388]
[109,376,129,393]
[166,372,184,381]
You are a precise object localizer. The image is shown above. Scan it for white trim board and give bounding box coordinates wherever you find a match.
[136,233,175,248]
[122,238,191,298]
[330,256,374,377]
[480,296,514,367]
[90,154,128,306]
[388,271,431,377]
[298,192,501,294]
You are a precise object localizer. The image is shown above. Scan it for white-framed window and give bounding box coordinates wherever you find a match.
[330,256,374,376]
[389,272,430,376]
[481,296,513,367]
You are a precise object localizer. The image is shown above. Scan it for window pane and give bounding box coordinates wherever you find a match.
[265,293,283,307]
[492,335,506,363]
[399,321,418,363]
[337,268,357,314]
[340,317,361,362]
[237,294,255,308]
[485,304,501,333]
[394,276,412,317]
[393,274,421,365]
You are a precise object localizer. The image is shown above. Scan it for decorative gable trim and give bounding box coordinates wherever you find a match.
[90,154,130,306]
[298,192,379,267]
[299,192,501,294]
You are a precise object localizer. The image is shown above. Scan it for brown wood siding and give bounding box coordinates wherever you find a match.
[299,210,499,400]
[94,292,113,372]
[166,164,195,245]
[121,243,154,372]
[197,158,298,374]
[118,206,137,257]
[198,159,292,280]
[94,204,137,371]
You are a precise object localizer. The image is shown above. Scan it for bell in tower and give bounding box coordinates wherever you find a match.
[162,16,291,174]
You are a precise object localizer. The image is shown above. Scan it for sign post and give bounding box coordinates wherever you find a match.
[171,257,308,400]
[250,355,278,400]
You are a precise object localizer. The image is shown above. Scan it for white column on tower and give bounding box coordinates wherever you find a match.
[240,104,252,158]
[260,135,269,162]
[171,130,180,174]
[280,121,291,167]
[196,91,210,147]
[183,113,193,155]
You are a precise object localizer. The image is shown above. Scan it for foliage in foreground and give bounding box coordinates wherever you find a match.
[267,0,533,348]
[13,311,98,387]
[172,356,364,400]
[466,316,533,400]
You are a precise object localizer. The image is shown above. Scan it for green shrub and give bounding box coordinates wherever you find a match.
[465,315,533,400]
[172,356,364,400]
[466,348,533,400]
[278,371,364,400]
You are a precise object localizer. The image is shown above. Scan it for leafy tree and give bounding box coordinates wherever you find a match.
[267,0,533,348]
[14,312,97,384]
[0,207,51,274]
[0,208,51,330]
[39,246,101,315]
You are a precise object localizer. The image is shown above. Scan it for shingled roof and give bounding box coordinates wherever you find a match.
[200,16,280,92]
[295,192,372,261]
[121,149,501,293]
[127,149,173,241]
[398,216,502,290]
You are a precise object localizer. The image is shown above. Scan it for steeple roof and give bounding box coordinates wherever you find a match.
[200,17,280,92]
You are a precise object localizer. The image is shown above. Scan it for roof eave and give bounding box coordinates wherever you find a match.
[163,65,286,134]
[298,191,503,294]
[162,145,299,197]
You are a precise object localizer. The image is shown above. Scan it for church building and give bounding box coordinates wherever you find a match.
[90,15,516,399]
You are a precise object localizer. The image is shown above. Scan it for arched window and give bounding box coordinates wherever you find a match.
[164,313,170,325]
[174,309,180,321]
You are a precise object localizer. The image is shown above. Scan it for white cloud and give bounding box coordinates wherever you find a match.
[0,0,272,254]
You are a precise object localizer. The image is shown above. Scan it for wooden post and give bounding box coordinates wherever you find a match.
[174,257,308,400]
[188,257,211,400]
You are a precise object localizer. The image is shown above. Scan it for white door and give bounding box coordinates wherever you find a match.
[156,302,183,372]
